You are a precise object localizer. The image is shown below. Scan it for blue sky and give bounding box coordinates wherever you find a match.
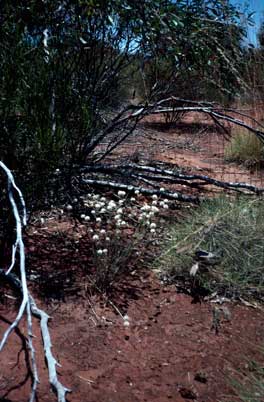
[232,0,264,44]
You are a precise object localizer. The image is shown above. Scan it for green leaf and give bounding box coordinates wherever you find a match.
[108,15,114,25]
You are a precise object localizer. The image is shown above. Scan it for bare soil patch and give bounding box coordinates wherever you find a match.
[1,266,264,402]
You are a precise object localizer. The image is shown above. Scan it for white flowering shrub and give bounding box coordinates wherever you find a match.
[63,189,171,291]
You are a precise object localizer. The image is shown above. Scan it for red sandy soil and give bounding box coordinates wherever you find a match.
[107,113,264,190]
[1,269,264,402]
[1,115,264,402]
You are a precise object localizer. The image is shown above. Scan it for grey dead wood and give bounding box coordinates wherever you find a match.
[0,161,70,402]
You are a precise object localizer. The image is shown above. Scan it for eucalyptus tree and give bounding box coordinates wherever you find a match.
[0,0,254,207]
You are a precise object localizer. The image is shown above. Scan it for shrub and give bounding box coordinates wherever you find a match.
[63,190,169,292]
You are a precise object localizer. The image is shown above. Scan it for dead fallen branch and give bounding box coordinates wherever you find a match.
[69,97,264,205]
[29,296,71,402]
[82,163,264,195]
[83,97,264,174]
[148,106,264,142]
[0,161,70,402]
[82,177,200,203]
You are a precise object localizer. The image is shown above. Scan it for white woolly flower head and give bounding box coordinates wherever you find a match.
[92,234,99,241]
[118,190,126,197]
[107,203,115,211]
[151,206,159,213]
[141,204,151,212]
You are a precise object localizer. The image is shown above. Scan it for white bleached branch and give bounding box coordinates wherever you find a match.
[0,161,70,402]
[29,295,71,402]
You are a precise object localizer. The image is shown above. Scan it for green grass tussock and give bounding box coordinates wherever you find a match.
[224,357,264,402]
[156,196,264,300]
[225,128,264,168]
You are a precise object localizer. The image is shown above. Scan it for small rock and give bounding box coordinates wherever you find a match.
[178,386,197,400]
[194,372,207,384]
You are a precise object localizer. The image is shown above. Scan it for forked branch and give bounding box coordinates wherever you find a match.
[0,161,70,402]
